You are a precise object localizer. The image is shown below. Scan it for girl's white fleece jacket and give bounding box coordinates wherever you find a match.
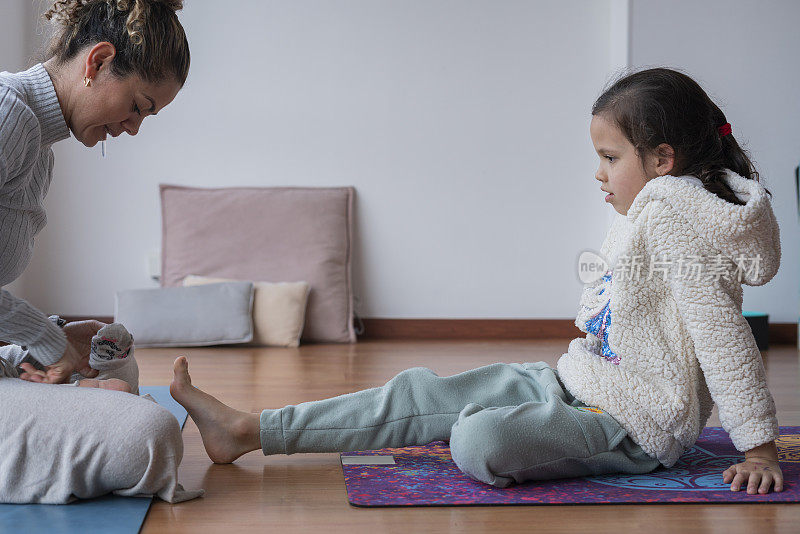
[557,170,781,467]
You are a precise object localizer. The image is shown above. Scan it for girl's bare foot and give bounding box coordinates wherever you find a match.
[78,378,132,393]
[170,356,262,463]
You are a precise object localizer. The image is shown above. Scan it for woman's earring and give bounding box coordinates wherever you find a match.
[83,76,92,87]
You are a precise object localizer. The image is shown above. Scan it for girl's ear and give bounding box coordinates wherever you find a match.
[650,143,676,177]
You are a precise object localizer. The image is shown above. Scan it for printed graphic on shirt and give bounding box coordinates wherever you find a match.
[584,271,621,365]
[572,405,606,415]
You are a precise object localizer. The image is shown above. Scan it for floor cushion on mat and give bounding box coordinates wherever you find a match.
[0,386,187,534]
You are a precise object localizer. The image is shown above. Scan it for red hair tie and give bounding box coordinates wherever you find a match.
[718,123,732,137]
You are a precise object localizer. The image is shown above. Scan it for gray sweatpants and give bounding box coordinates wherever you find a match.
[260,361,662,487]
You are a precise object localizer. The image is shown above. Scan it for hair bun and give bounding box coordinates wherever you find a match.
[45,0,184,26]
[45,0,190,86]
[44,0,95,25]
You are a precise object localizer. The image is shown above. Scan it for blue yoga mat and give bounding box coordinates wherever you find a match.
[0,386,188,534]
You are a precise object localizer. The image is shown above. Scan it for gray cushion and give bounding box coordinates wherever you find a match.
[114,282,254,348]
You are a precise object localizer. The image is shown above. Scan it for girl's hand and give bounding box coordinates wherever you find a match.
[723,458,784,494]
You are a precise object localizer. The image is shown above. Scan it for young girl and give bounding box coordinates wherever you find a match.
[170,67,784,496]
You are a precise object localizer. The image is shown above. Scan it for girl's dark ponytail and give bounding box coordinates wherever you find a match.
[592,67,771,205]
[706,128,764,205]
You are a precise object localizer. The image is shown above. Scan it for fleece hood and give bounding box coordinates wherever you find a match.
[625,169,781,286]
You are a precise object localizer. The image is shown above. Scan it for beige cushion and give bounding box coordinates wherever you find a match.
[183,275,309,348]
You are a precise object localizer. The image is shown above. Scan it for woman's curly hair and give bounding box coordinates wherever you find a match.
[44,0,189,86]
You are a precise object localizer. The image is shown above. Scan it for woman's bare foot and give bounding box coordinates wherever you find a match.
[170,356,262,463]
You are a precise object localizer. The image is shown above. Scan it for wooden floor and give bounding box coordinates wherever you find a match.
[137,339,800,534]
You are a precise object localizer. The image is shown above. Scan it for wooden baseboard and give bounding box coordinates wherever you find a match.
[358,318,582,340]
[769,322,798,346]
[62,315,114,324]
[61,315,798,345]
[362,318,799,346]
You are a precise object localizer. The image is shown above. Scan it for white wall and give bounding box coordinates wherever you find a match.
[630,0,800,321]
[11,0,615,319]
[5,1,795,322]
[0,1,32,299]
[0,3,27,73]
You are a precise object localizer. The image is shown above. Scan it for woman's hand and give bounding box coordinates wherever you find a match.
[62,319,106,377]
[19,319,106,384]
[723,457,784,494]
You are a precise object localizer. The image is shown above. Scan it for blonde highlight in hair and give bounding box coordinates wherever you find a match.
[44,0,190,86]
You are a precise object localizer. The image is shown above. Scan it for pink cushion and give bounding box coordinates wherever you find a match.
[160,185,355,343]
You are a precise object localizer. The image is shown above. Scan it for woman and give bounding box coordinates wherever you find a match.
[0,0,201,503]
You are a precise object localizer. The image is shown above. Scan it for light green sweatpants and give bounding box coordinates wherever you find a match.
[259,361,662,487]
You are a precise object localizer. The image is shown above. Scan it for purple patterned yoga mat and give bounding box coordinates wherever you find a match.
[340,426,800,506]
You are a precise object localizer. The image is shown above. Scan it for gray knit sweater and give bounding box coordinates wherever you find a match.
[0,63,71,369]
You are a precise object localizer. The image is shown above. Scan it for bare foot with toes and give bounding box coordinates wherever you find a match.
[170,356,261,463]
